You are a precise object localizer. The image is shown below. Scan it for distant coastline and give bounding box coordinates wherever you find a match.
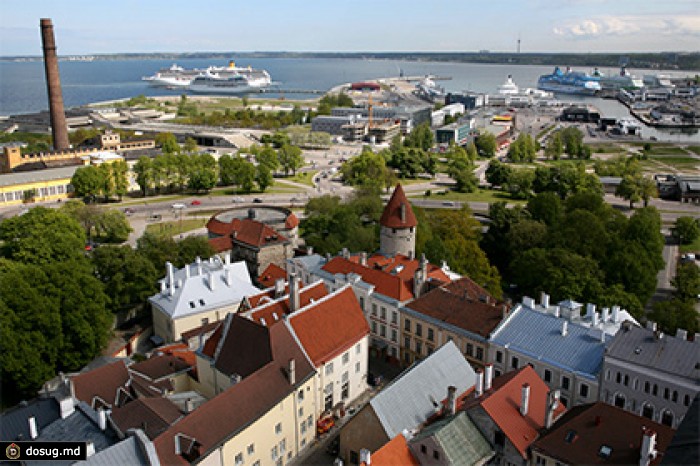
[2,51,700,71]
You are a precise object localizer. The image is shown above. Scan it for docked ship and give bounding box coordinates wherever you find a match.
[142,64,202,88]
[594,67,644,90]
[497,75,519,95]
[188,62,272,94]
[537,67,602,95]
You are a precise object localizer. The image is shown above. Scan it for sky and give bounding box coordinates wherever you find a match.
[1,0,699,56]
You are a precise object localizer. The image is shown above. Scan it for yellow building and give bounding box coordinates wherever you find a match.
[0,165,77,205]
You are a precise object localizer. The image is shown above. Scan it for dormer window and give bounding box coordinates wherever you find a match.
[199,299,206,306]
[189,301,196,309]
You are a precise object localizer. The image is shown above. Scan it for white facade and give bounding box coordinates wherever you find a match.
[314,338,369,415]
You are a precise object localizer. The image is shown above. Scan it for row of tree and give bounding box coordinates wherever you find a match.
[543,127,592,160]
[70,161,130,202]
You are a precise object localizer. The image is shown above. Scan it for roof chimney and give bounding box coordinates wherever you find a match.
[59,396,75,419]
[676,328,688,340]
[520,383,531,417]
[98,408,107,431]
[612,305,621,323]
[502,304,509,320]
[28,416,38,439]
[646,321,657,331]
[586,303,596,319]
[86,441,95,458]
[640,428,657,466]
[185,398,195,413]
[307,246,314,256]
[342,248,350,259]
[274,278,285,298]
[196,257,202,275]
[207,272,215,291]
[475,369,484,397]
[360,252,368,266]
[553,306,560,318]
[166,262,175,296]
[561,320,568,337]
[545,390,560,429]
[484,364,493,391]
[602,307,610,323]
[360,448,371,465]
[540,292,550,309]
[600,329,606,343]
[446,386,457,416]
[288,359,296,385]
[289,273,300,313]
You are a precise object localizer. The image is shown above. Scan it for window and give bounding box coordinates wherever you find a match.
[235,452,244,466]
[427,345,434,355]
[325,384,333,410]
[466,343,474,356]
[275,422,282,434]
[536,455,546,466]
[565,430,578,443]
[661,411,674,427]
[544,369,552,383]
[247,444,255,456]
[301,420,307,434]
[253,461,260,466]
[307,416,313,428]
[672,390,678,403]
[579,383,589,398]
[372,304,377,316]
[391,329,397,342]
[616,372,622,384]
[342,381,349,399]
[476,347,484,360]
[271,446,279,461]
[664,387,670,400]
[298,407,303,417]
[644,381,650,393]
[511,356,519,369]
[391,311,398,325]
[415,341,422,355]
[280,439,286,454]
[380,307,387,320]
[355,361,361,373]
[405,319,411,331]
[614,393,625,408]
[496,351,503,363]
[599,445,613,459]
[350,451,359,465]
[427,328,434,342]
[416,323,423,337]
[653,384,658,396]
[420,445,427,454]
[325,363,334,376]
[404,336,411,349]
[380,325,386,337]
[355,343,361,354]
[433,450,440,460]
[201,317,209,326]
[371,321,377,333]
[342,352,349,364]
[359,297,365,310]
[685,394,691,406]
[642,404,654,419]
[562,376,570,391]
[624,374,630,386]
[494,430,505,448]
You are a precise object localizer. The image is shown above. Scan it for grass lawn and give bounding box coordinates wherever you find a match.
[410,188,527,204]
[643,146,690,156]
[686,146,700,156]
[145,218,207,238]
[588,143,627,154]
[645,155,700,170]
[121,194,188,206]
[680,235,700,254]
[286,170,318,187]
[398,177,432,186]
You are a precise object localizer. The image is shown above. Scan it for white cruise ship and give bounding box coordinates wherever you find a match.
[142,64,202,88]
[188,62,272,94]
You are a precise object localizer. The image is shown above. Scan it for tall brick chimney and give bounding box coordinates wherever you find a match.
[40,18,70,151]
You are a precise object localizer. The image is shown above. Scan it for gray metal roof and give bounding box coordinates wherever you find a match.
[490,306,608,380]
[289,254,327,275]
[0,165,78,188]
[370,341,477,439]
[149,257,260,319]
[75,435,150,466]
[606,325,700,381]
[0,397,60,441]
[411,412,493,466]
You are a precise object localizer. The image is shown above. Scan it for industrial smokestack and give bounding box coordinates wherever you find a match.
[40,19,70,151]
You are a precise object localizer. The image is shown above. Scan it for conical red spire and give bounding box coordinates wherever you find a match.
[380,184,417,228]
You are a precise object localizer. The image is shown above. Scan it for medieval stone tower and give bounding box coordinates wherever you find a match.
[379,184,417,257]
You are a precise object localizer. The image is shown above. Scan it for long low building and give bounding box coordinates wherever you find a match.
[0,165,77,205]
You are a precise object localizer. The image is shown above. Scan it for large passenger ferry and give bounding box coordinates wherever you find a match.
[142,63,202,88]
[142,61,272,93]
[537,67,602,95]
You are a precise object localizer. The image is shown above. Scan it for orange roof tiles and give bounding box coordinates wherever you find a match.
[285,212,299,229]
[322,254,450,302]
[289,286,370,366]
[380,184,417,228]
[257,263,288,288]
[467,366,566,459]
[207,218,288,253]
[245,281,328,326]
[370,434,420,466]
[72,360,130,408]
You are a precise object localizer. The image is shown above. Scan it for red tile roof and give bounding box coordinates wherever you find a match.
[111,397,183,440]
[406,277,506,339]
[532,402,675,466]
[257,263,288,288]
[72,360,130,408]
[207,218,288,253]
[285,212,299,229]
[380,184,417,228]
[130,354,193,382]
[200,323,224,359]
[322,254,450,302]
[370,434,420,466]
[154,321,315,465]
[246,281,328,326]
[289,286,370,366]
[180,321,221,347]
[156,343,198,368]
[465,366,566,459]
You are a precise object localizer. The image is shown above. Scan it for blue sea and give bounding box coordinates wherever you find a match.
[0,57,697,141]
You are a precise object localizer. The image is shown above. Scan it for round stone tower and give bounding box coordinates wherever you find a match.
[379,184,417,257]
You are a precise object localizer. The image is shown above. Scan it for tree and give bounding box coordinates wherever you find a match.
[475,132,497,158]
[341,147,393,190]
[183,137,198,154]
[256,164,273,192]
[544,132,563,160]
[98,163,115,201]
[673,216,700,245]
[404,123,434,151]
[71,165,103,202]
[22,189,36,203]
[485,160,512,187]
[505,169,535,199]
[177,236,216,267]
[155,132,180,154]
[188,153,218,192]
[673,262,700,302]
[649,299,698,336]
[94,209,132,243]
[448,156,478,193]
[235,159,257,193]
[133,156,154,196]
[278,144,304,175]
[527,192,562,226]
[560,127,584,158]
[218,153,238,186]
[0,207,86,266]
[638,176,657,207]
[256,145,280,173]
[93,245,158,313]
[111,160,129,200]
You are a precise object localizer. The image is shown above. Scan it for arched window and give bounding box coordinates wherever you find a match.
[614,393,626,409]
[661,410,674,427]
[644,381,650,393]
[642,403,654,420]
[672,391,678,403]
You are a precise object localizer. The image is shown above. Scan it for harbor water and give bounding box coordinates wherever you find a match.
[0,58,697,142]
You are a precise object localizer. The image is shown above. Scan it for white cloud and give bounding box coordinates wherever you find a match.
[553,14,700,39]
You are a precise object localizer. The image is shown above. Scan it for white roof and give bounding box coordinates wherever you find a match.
[370,341,476,439]
[149,255,260,319]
